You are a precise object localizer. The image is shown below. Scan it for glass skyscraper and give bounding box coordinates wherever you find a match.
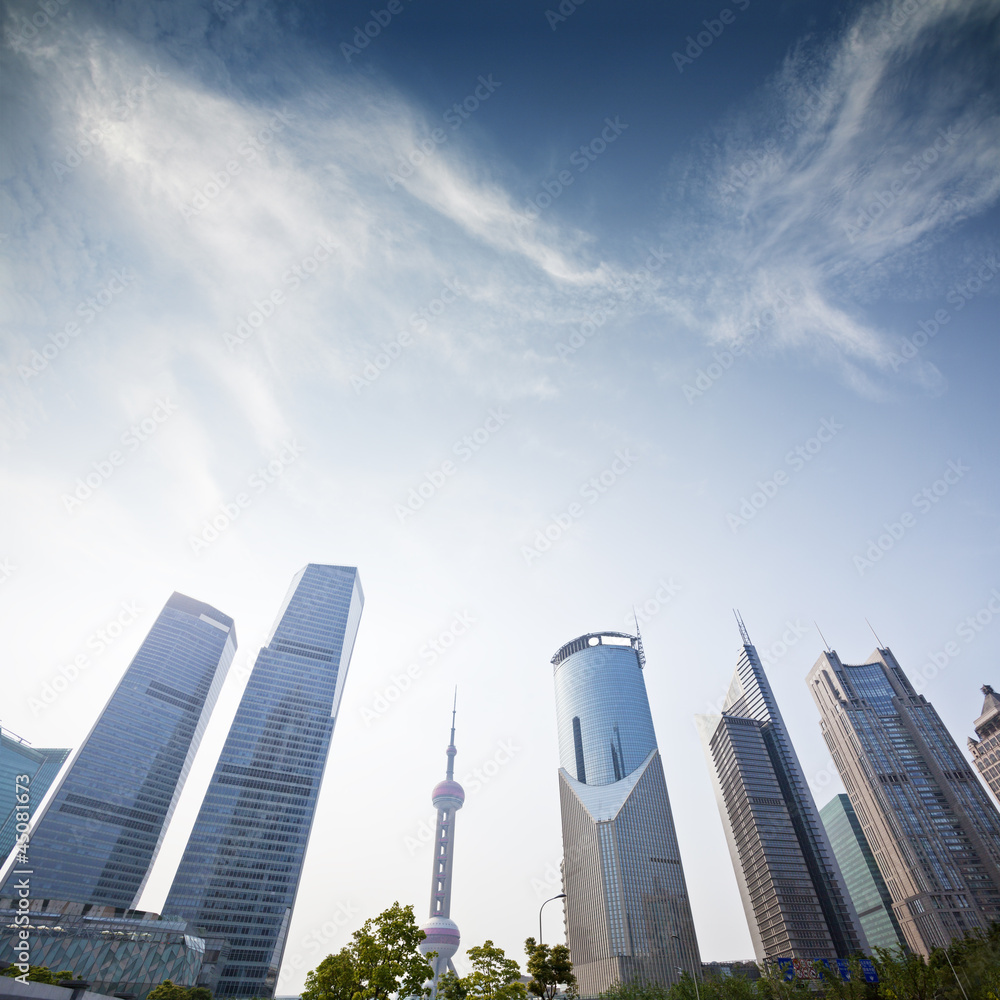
[695,620,863,963]
[820,794,907,954]
[1,593,235,907]
[163,564,364,1000]
[553,631,701,996]
[0,728,70,862]
[808,647,1000,956]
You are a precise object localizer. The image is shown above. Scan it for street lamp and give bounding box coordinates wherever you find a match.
[538,893,567,945]
[672,935,700,1000]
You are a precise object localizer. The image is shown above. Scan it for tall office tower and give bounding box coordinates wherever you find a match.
[553,630,700,996]
[808,647,1000,956]
[164,564,364,1000]
[694,616,863,964]
[0,727,70,861]
[418,702,464,998]
[0,594,235,906]
[969,684,1000,805]
[820,794,907,954]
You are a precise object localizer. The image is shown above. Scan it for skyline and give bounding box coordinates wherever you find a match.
[3,0,1000,991]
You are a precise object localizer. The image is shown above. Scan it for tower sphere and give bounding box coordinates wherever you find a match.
[420,916,460,963]
[432,778,465,810]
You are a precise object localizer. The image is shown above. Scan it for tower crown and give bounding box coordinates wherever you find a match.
[432,779,465,810]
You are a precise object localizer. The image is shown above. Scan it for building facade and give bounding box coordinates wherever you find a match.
[807,647,1000,955]
[553,631,700,996]
[163,564,364,999]
[0,729,69,863]
[0,594,236,907]
[0,897,207,999]
[969,684,1000,805]
[695,621,863,964]
[820,794,907,954]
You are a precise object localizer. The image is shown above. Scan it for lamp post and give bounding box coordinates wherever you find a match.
[538,893,566,945]
[672,935,700,1000]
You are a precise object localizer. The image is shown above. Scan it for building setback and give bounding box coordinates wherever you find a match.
[808,647,1000,955]
[0,729,70,863]
[163,564,364,999]
[1,593,235,906]
[553,630,701,996]
[968,684,1000,806]
[820,794,907,955]
[695,619,863,964]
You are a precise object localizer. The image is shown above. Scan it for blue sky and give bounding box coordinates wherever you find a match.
[2,0,1000,984]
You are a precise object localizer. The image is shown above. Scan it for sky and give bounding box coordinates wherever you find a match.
[1,0,1000,988]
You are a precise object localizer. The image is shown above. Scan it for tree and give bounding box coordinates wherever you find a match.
[147,981,195,1000]
[302,902,433,1000]
[1,966,75,984]
[440,941,526,1000]
[524,938,577,1000]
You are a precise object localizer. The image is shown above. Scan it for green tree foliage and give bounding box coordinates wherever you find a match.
[524,938,577,1000]
[302,901,432,1000]
[438,941,526,1000]
[1,966,74,983]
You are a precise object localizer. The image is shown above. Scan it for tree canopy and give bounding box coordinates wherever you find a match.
[438,940,527,1000]
[524,938,577,1000]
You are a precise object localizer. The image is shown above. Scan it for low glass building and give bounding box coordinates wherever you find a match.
[0,898,206,999]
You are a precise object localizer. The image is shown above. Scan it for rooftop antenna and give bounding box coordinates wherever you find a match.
[865,618,884,649]
[632,606,646,668]
[733,609,752,646]
[815,621,832,653]
[446,688,457,780]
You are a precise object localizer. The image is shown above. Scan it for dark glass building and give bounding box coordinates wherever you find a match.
[1,593,235,906]
[553,631,701,996]
[695,618,863,963]
[163,564,364,1000]
[0,727,70,862]
[820,794,907,954]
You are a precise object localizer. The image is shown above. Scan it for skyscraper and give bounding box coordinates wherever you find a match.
[807,647,1000,955]
[695,616,863,964]
[0,727,70,863]
[418,701,464,998]
[163,564,364,1000]
[820,794,907,954]
[553,630,700,996]
[968,684,1000,806]
[0,593,235,907]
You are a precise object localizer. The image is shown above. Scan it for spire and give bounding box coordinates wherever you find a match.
[866,618,884,648]
[815,621,832,653]
[734,609,752,646]
[446,688,457,781]
[633,608,646,668]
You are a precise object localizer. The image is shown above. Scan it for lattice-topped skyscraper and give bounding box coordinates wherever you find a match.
[969,684,1000,806]
[418,699,465,998]
[553,630,701,996]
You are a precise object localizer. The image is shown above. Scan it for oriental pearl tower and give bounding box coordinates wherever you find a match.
[419,696,464,998]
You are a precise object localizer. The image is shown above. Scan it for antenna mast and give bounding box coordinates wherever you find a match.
[733,609,752,646]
